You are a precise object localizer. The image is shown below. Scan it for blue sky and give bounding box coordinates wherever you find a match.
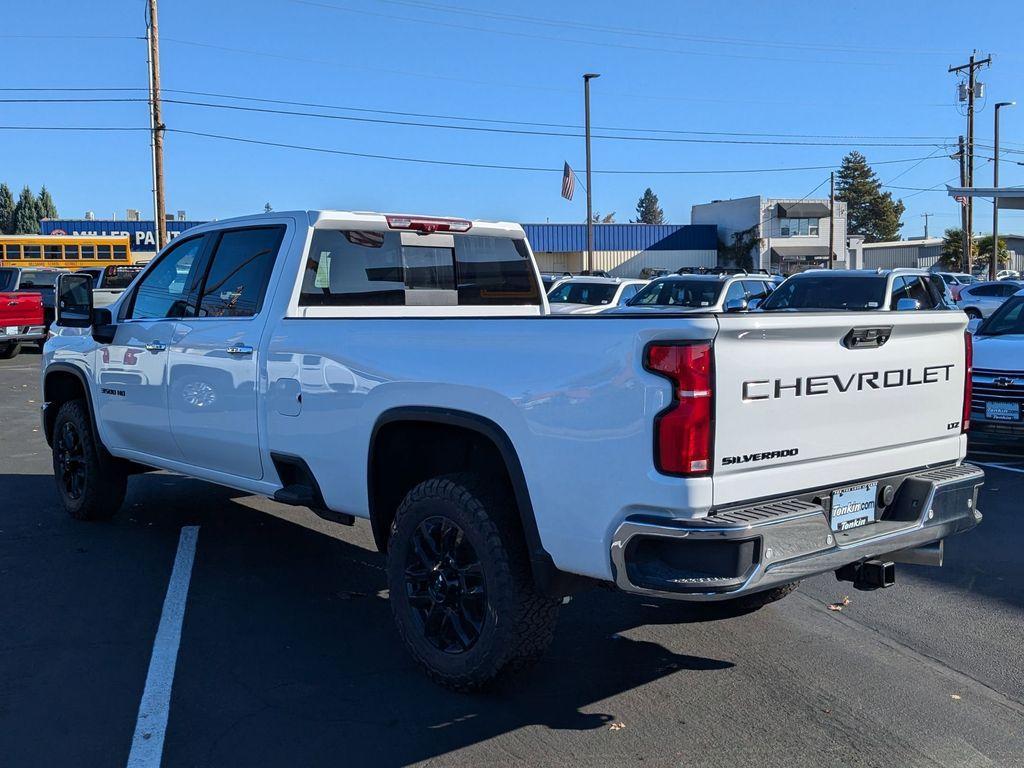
[3,0,1024,236]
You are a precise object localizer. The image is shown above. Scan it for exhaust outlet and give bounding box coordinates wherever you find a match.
[886,540,944,567]
[835,560,896,591]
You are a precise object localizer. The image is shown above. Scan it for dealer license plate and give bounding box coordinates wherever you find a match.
[985,401,1020,421]
[830,483,878,532]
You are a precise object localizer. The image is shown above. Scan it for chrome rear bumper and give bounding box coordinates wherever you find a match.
[610,463,984,601]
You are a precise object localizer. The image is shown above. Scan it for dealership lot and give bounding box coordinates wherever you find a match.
[2,352,1023,768]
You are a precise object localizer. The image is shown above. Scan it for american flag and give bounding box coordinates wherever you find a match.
[954,194,968,207]
[345,230,385,248]
[561,162,575,200]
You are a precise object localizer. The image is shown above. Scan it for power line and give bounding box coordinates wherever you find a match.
[0,122,953,175]
[0,94,955,148]
[293,0,892,66]
[159,97,951,148]
[364,0,957,57]
[0,86,961,140]
[166,128,951,175]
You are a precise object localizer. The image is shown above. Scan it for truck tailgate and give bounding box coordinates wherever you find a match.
[0,291,43,328]
[712,311,968,506]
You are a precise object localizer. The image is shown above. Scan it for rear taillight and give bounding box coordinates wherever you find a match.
[644,342,713,475]
[962,330,972,433]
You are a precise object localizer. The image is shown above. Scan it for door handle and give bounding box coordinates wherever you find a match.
[226,345,254,355]
[144,342,166,352]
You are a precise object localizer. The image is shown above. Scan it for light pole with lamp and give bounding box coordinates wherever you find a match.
[992,101,1015,281]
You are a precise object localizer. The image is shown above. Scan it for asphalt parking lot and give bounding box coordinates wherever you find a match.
[2,350,1023,768]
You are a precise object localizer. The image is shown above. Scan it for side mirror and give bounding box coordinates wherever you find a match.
[895,298,921,311]
[724,298,749,313]
[56,273,94,328]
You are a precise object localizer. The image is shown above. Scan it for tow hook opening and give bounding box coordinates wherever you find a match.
[835,560,896,591]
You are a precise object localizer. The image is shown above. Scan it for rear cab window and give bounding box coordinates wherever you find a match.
[298,229,540,309]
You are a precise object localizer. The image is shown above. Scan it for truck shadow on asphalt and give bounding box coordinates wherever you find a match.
[13,467,736,767]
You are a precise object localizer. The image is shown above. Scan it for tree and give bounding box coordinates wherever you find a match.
[264,202,273,213]
[939,228,973,270]
[36,185,57,220]
[12,186,40,234]
[589,211,615,223]
[0,184,14,234]
[835,151,905,242]
[977,234,1010,272]
[939,228,1009,272]
[633,188,664,224]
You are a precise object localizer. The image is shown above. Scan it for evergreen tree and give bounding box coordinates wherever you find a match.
[633,188,665,224]
[12,186,40,234]
[36,185,58,220]
[0,184,14,234]
[835,151,905,242]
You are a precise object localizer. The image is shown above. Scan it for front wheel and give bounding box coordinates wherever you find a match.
[387,474,560,691]
[0,342,20,359]
[52,400,127,521]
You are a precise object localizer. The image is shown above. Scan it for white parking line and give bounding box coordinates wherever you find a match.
[972,461,1024,475]
[126,526,200,768]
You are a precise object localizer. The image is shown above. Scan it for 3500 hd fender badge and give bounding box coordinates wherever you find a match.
[722,448,799,466]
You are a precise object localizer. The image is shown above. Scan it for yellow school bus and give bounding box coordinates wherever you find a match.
[0,234,137,269]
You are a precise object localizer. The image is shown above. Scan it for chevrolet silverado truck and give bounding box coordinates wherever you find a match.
[41,210,983,690]
[75,264,145,308]
[0,267,46,359]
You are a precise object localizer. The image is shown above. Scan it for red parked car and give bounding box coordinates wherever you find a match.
[0,267,49,359]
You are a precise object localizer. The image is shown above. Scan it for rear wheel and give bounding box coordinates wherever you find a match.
[52,399,127,521]
[387,474,560,691]
[964,308,982,320]
[0,342,20,359]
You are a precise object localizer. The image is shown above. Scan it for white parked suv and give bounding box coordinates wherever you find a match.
[956,280,1024,319]
[41,210,983,690]
[609,272,774,313]
[764,268,952,312]
[546,275,646,314]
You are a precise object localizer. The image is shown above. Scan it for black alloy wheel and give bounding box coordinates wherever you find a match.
[404,515,486,654]
[56,421,87,501]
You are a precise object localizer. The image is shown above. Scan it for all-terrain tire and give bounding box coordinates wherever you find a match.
[0,342,20,359]
[52,399,127,521]
[387,473,560,691]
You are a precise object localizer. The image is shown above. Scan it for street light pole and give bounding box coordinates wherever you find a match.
[583,73,600,273]
[993,101,1015,280]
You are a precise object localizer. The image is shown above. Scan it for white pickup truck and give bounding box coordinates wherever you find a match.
[43,210,983,690]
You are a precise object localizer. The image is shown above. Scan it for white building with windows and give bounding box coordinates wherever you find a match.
[691,195,851,274]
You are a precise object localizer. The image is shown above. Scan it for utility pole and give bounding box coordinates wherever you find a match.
[921,212,933,239]
[147,0,167,251]
[583,73,599,273]
[949,52,991,275]
[957,135,970,272]
[828,171,836,269]
[993,101,1016,279]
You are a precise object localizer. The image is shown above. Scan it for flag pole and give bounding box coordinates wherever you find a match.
[583,73,600,273]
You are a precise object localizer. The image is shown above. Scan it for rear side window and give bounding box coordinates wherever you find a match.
[197,227,284,318]
[299,230,539,307]
[761,275,887,311]
[629,279,723,308]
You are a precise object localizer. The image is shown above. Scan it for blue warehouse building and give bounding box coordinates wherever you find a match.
[41,219,207,254]
[523,223,719,277]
